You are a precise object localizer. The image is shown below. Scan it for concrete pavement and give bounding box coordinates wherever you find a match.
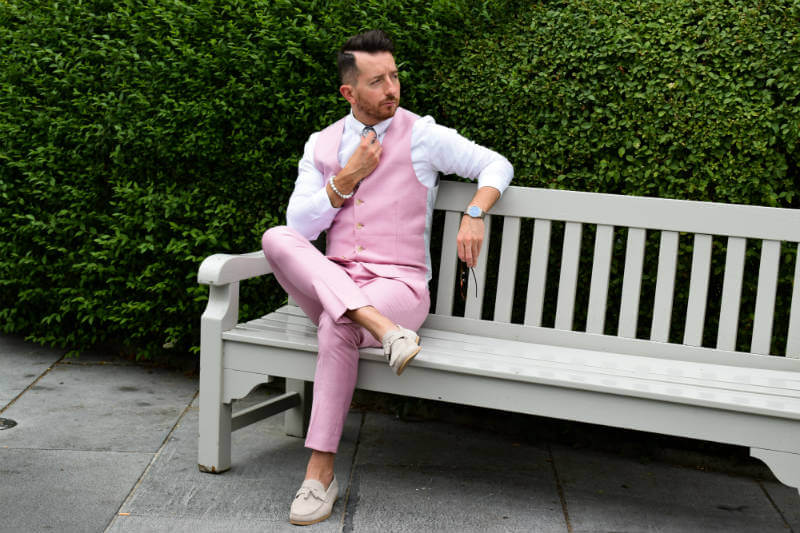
[1,334,798,532]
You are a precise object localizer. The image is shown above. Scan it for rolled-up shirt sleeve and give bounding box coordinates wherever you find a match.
[412,116,513,194]
[285,132,340,240]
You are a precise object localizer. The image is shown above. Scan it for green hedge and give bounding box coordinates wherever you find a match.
[439,0,800,204]
[1,0,797,360]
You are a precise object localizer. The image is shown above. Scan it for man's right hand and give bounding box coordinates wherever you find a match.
[342,129,382,184]
[326,130,382,207]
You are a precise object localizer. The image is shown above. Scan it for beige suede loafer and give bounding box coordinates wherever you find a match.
[382,326,421,376]
[289,476,338,526]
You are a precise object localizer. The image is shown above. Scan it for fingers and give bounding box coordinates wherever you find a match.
[344,131,382,181]
[457,240,469,265]
[465,240,480,268]
[361,129,379,146]
[360,131,381,159]
[457,218,484,268]
[470,239,480,268]
[459,238,478,267]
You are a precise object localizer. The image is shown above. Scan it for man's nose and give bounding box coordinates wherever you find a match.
[386,77,399,96]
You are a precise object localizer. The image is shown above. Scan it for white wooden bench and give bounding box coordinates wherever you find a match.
[197,181,800,495]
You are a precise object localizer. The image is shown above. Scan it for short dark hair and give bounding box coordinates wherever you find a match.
[337,30,395,84]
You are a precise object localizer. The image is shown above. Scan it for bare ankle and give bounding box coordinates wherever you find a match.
[305,451,335,488]
[346,306,397,341]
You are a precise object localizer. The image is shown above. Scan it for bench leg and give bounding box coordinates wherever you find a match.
[198,394,232,474]
[751,448,800,496]
[285,379,312,438]
[198,283,239,474]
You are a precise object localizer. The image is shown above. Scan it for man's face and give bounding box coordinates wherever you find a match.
[342,51,400,125]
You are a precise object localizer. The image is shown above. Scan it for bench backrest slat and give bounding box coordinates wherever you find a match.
[435,210,462,315]
[555,222,583,330]
[435,183,800,241]
[618,227,646,338]
[586,224,614,335]
[495,216,521,323]
[651,230,679,343]
[717,237,747,351]
[464,215,492,319]
[432,181,800,359]
[525,219,552,326]
[788,257,800,358]
[684,234,713,347]
[752,240,782,354]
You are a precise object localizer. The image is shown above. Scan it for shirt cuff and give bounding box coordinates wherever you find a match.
[476,159,513,196]
[312,185,340,217]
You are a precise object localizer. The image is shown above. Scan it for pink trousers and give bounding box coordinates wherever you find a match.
[261,226,430,453]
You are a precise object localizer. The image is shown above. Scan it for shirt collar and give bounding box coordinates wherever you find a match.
[346,110,393,138]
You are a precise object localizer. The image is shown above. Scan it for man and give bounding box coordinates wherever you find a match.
[261,30,512,526]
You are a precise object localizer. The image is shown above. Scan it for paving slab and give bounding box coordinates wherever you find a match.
[0,363,197,452]
[0,335,63,407]
[107,516,290,533]
[552,445,788,533]
[0,447,151,533]
[349,413,566,532]
[761,480,800,531]
[110,390,359,532]
[357,411,555,471]
[347,464,566,533]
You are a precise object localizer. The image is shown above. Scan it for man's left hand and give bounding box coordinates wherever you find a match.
[457,215,485,268]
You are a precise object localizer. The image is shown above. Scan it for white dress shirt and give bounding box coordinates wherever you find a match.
[286,110,514,279]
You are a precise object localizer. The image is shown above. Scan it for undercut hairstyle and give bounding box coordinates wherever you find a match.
[337,30,395,85]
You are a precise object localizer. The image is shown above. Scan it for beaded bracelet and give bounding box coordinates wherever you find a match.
[329,174,354,199]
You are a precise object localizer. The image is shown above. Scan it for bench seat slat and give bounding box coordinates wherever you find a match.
[717,237,746,351]
[418,334,800,393]
[651,231,679,342]
[238,318,316,336]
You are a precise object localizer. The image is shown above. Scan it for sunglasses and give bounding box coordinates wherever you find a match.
[458,260,478,300]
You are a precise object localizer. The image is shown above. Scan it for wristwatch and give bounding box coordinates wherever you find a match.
[464,205,485,219]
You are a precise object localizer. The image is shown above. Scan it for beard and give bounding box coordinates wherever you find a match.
[354,95,399,124]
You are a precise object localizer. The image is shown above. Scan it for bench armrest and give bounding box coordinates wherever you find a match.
[198,251,273,286]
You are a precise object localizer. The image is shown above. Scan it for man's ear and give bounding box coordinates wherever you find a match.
[340,84,356,105]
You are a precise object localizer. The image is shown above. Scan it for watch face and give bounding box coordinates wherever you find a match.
[468,205,482,217]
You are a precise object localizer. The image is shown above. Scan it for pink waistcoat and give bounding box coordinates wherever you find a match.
[313,108,428,281]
